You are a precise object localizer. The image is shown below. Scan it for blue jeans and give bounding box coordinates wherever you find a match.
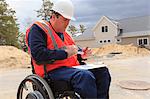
[48,66,111,99]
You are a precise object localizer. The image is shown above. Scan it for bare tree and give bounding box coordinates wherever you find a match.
[79,24,86,33]
[68,25,78,37]
[17,33,27,52]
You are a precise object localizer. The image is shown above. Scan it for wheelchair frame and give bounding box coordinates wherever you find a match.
[17,57,84,99]
[17,72,81,99]
[17,74,54,99]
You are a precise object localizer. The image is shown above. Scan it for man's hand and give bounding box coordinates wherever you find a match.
[65,45,78,58]
[82,47,92,58]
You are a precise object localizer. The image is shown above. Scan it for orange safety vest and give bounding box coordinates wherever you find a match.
[26,20,79,77]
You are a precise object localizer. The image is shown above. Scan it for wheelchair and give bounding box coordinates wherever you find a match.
[17,65,81,99]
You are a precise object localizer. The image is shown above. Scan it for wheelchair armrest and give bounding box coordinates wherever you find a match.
[36,59,55,65]
[82,58,87,61]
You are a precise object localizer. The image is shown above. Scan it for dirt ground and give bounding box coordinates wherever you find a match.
[0,45,150,99]
[103,55,150,99]
[0,55,150,99]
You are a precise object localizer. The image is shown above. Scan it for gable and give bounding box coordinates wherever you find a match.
[92,16,118,32]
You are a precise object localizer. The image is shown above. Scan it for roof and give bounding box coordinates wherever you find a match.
[74,15,150,41]
[73,28,95,41]
[119,30,150,38]
[117,15,150,33]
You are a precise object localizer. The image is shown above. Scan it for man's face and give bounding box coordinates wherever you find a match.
[54,15,70,32]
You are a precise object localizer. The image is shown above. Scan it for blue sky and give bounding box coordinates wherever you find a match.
[6,0,149,32]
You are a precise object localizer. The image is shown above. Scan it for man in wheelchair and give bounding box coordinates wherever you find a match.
[20,0,111,98]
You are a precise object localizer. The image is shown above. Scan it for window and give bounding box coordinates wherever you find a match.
[120,29,123,33]
[138,39,142,45]
[101,26,108,32]
[100,40,111,43]
[108,40,111,42]
[117,39,120,42]
[137,38,149,46]
[102,26,105,32]
[105,26,108,32]
[144,39,148,45]
[117,39,121,43]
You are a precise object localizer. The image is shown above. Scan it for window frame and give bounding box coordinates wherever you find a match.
[137,37,149,46]
[101,26,108,32]
[102,26,105,32]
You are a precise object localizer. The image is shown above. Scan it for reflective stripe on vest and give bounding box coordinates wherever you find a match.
[35,21,58,49]
[34,21,67,50]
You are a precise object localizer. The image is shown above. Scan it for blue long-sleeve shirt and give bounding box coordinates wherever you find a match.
[28,24,68,63]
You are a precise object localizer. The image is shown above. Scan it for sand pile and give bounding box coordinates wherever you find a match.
[0,46,30,69]
[0,44,150,69]
[92,44,150,57]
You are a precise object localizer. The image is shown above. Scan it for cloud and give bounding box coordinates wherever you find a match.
[5,0,149,32]
[71,0,149,28]
[6,0,42,32]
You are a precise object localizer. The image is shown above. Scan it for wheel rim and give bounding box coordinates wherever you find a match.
[25,91,44,99]
[17,74,54,99]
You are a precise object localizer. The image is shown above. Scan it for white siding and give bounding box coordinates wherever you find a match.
[93,17,118,46]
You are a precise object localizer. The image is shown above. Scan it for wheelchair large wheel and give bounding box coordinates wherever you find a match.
[17,74,54,99]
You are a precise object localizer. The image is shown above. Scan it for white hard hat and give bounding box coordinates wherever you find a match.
[52,0,75,21]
